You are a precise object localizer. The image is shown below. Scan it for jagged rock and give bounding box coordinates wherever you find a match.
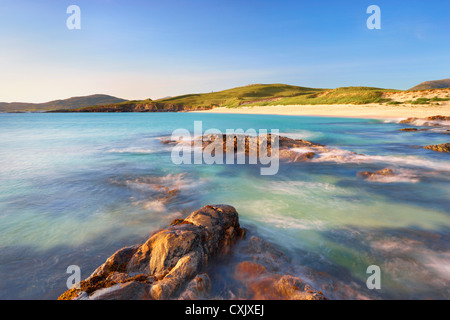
[425,115,450,121]
[279,150,315,162]
[399,115,450,126]
[188,134,325,162]
[398,128,427,132]
[59,206,327,301]
[358,168,395,179]
[178,273,212,300]
[59,205,245,300]
[424,143,450,153]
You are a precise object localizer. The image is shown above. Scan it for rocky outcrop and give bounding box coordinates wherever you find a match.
[357,168,395,179]
[399,115,450,126]
[59,205,326,300]
[48,102,214,113]
[164,134,327,163]
[59,205,245,300]
[398,128,427,132]
[423,143,450,153]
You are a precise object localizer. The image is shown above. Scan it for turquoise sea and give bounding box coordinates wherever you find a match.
[0,113,449,299]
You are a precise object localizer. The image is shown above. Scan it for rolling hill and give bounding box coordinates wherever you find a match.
[14,82,448,113]
[0,94,127,112]
[62,84,399,112]
[409,78,450,91]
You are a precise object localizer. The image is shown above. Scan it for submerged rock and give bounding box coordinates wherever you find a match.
[357,168,395,179]
[230,236,326,300]
[423,143,450,153]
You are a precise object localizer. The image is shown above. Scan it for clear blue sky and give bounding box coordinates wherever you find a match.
[0,0,449,102]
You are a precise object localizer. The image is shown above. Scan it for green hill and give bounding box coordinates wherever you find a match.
[409,79,450,91]
[0,94,127,112]
[155,83,324,107]
[243,86,400,106]
[48,84,403,113]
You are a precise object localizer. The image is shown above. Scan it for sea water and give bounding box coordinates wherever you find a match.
[0,112,449,299]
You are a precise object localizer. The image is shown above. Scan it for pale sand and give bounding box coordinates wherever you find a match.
[191,102,450,120]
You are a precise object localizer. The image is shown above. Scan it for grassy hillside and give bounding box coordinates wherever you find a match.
[155,84,324,108]
[409,79,450,91]
[50,84,404,112]
[244,86,400,106]
[153,85,401,107]
[0,94,127,112]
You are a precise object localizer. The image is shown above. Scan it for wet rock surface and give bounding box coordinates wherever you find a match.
[59,205,325,300]
[398,128,427,132]
[358,168,395,179]
[164,133,328,163]
[424,143,450,153]
[398,115,450,135]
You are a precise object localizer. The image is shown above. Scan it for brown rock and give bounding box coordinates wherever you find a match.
[279,150,315,162]
[58,205,245,300]
[398,128,427,132]
[199,133,322,162]
[424,143,450,153]
[425,115,450,121]
[177,273,212,300]
[233,261,326,300]
[358,168,395,179]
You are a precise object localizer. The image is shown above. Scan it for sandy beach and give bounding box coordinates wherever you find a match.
[192,102,450,120]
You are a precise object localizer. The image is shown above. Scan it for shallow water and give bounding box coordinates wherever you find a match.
[0,113,449,299]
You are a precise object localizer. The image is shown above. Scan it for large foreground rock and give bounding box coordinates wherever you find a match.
[59,205,245,300]
[59,205,326,300]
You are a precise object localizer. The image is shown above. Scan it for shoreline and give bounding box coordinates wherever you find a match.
[190,103,450,120]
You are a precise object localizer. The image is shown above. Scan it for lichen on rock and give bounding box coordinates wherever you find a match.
[59,205,245,300]
[58,205,326,300]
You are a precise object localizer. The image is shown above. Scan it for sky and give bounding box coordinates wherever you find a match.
[0,0,449,102]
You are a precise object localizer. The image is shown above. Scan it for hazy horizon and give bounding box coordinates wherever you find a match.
[1,0,449,103]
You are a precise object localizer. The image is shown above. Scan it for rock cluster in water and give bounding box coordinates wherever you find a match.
[399,115,450,126]
[58,205,326,300]
[357,168,395,179]
[423,143,450,153]
[164,134,328,163]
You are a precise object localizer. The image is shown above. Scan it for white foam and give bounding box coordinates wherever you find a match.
[108,147,156,154]
[398,118,450,128]
[365,169,420,183]
[311,147,450,172]
[291,147,316,154]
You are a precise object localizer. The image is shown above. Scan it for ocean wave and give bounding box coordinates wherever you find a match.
[399,118,450,128]
[107,147,157,154]
[309,147,450,172]
[363,169,420,183]
[260,215,327,231]
[370,238,450,285]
